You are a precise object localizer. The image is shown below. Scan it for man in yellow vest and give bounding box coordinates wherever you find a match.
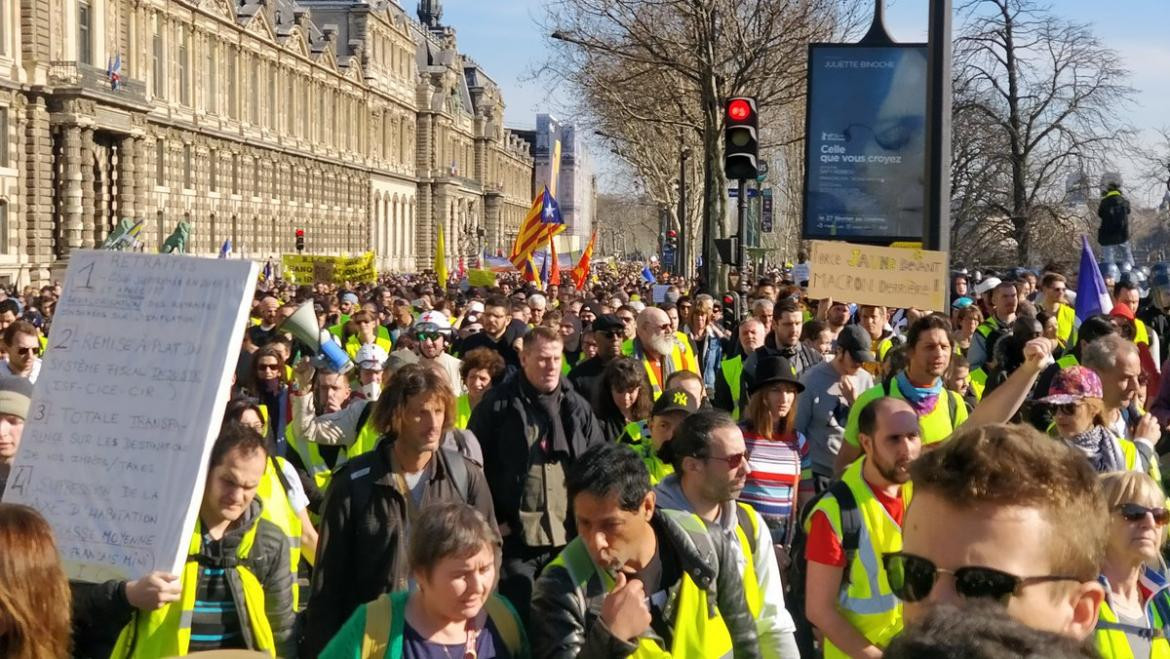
[1115,279,1159,364]
[1038,272,1078,351]
[622,306,698,400]
[654,410,801,658]
[969,280,1019,370]
[805,397,919,658]
[531,441,761,658]
[898,422,1107,640]
[110,424,295,657]
[713,317,767,420]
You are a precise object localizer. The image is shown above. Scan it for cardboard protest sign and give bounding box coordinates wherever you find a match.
[282,252,377,284]
[807,240,948,312]
[1,251,257,581]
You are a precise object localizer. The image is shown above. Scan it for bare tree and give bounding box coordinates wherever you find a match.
[951,0,1135,263]
[538,0,864,288]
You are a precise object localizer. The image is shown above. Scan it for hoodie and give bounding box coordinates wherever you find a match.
[654,475,800,659]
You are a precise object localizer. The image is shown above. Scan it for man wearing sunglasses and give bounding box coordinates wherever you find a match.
[568,314,627,409]
[897,422,1108,640]
[411,312,461,395]
[805,396,921,658]
[623,307,698,400]
[0,321,42,383]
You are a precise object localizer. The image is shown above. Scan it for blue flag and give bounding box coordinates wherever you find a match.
[218,239,231,259]
[641,265,656,284]
[1075,236,1112,323]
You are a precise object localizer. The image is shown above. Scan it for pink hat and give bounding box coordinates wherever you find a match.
[1039,366,1103,405]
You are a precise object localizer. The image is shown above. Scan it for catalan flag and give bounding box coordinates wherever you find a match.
[572,232,596,290]
[510,186,564,270]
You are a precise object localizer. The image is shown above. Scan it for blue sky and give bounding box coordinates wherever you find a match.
[428,0,1170,199]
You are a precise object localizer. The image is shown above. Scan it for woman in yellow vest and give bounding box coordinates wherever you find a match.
[455,347,506,430]
[1044,366,1154,477]
[344,310,393,360]
[1094,471,1170,659]
[111,425,295,657]
[320,502,530,659]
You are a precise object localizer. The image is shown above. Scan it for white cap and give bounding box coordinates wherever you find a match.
[467,300,485,314]
[628,300,646,313]
[354,343,389,371]
[974,276,1002,296]
[414,310,452,331]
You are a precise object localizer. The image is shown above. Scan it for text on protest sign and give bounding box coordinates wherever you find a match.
[281,251,377,284]
[807,240,947,312]
[1,251,257,582]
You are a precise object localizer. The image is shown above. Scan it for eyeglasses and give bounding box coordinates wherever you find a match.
[257,363,281,372]
[13,346,40,356]
[1117,503,1170,526]
[1050,402,1081,416]
[882,552,1081,603]
[703,452,747,470]
[416,332,443,342]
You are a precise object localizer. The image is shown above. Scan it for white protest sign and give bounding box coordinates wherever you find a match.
[1,250,257,582]
[807,240,948,312]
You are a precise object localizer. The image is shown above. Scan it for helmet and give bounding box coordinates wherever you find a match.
[1120,261,1134,274]
[1100,262,1121,282]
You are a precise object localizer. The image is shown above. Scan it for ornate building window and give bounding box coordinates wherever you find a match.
[155,139,165,187]
[151,14,163,98]
[178,25,189,106]
[183,144,192,189]
[78,2,92,65]
[227,48,238,120]
[207,39,217,114]
[209,149,217,191]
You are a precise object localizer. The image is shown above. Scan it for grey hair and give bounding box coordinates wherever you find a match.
[408,502,501,578]
[751,298,774,315]
[1081,334,1138,373]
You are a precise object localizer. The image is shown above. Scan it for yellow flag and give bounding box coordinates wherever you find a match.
[434,225,448,285]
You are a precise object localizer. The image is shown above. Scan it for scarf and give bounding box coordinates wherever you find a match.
[521,377,570,458]
[895,371,943,416]
[1069,425,1124,473]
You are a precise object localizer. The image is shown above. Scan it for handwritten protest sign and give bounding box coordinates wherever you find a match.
[1,251,256,582]
[282,252,377,284]
[807,240,948,312]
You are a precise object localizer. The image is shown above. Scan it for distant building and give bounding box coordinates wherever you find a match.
[513,114,596,251]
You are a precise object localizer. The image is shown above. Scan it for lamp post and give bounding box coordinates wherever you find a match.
[678,144,691,279]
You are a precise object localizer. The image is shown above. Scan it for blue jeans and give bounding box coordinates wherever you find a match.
[1101,242,1134,268]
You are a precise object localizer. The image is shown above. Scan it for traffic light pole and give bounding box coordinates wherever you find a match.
[678,147,690,279]
[736,178,746,270]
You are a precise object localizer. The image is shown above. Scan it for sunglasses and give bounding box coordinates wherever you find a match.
[416,331,444,342]
[1050,402,1081,416]
[882,552,1080,603]
[704,452,747,470]
[14,346,40,356]
[1117,503,1170,526]
[257,363,281,372]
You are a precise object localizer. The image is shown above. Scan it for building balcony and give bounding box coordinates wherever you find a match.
[47,61,150,110]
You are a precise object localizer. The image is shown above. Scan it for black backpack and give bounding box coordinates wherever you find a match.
[787,480,862,659]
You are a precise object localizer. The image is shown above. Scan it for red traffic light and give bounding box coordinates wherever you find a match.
[295,229,305,237]
[728,99,752,122]
[667,230,677,238]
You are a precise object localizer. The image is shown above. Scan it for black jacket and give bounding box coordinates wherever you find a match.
[466,372,604,551]
[300,438,496,657]
[1098,190,1131,246]
[568,355,610,408]
[741,338,824,395]
[530,509,761,659]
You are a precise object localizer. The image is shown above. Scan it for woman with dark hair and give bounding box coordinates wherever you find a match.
[558,312,583,371]
[0,503,72,659]
[592,357,653,442]
[241,344,291,456]
[456,348,507,429]
[321,502,529,658]
[738,355,812,552]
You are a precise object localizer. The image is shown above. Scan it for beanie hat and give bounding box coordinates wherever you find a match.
[0,376,33,420]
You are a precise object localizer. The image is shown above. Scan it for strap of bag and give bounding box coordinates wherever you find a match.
[441,448,469,503]
[361,593,393,659]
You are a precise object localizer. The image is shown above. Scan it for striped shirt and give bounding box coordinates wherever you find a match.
[738,426,811,546]
[188,536,247,652]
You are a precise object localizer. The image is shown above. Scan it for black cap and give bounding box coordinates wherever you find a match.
[651,386,700,417]
[750,356,805,395]
[592,314,625,334]
[836,325,876,363]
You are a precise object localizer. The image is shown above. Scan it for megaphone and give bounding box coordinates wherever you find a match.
[279,301,353,374]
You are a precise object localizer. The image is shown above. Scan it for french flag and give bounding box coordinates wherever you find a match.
[1075,236,1112,323]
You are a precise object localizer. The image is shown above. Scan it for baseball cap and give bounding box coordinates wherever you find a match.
[836,325,877,363]
[651,387,700,417]
[341,292,359,305]
[354,344,389,371]
[1039,366,1103,405]
[467,300,485,314]
[0,376,33,420]
[591,314,625,334]
[973,277,1001,296]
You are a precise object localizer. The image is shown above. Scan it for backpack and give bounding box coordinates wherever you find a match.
[787,480,861,659]
[882,376,960,431]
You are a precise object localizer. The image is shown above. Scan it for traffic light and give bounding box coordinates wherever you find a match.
[295,228,305,253]
[664,229,678,252]
[724,97,758,181]
[720,291,742,332]
[714,236,739,266]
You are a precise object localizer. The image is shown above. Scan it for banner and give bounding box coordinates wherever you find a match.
[807,240,947,312]
[281,252,377,284]
[2,251,257,581]
[803,44,929,243]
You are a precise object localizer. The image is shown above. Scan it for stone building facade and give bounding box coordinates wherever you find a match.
[0,0,534,285]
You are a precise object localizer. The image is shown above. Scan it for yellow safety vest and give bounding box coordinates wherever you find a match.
[1058,353,1080,369]
[732,503,764,618]
[623,420,673,485]
[969,367,987,402]
[805,458,906,658]
[845,378,967,448]
[546,511,735,658]
[1136,319,1151,347]
[257,456,306,589]
[110,517,277,657]
[720,356,744,421]
[1054,304,1078,349]
[288,420,337,494]
[455,394,472,430]
[345,334,393,360]
[622,338,698,400]
[347,401,383,460]
[1095,597,1170,659]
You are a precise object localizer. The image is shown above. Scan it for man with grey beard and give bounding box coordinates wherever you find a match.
[621,307,699,400]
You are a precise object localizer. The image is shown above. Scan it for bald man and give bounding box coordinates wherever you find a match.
[621,307,698,399]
